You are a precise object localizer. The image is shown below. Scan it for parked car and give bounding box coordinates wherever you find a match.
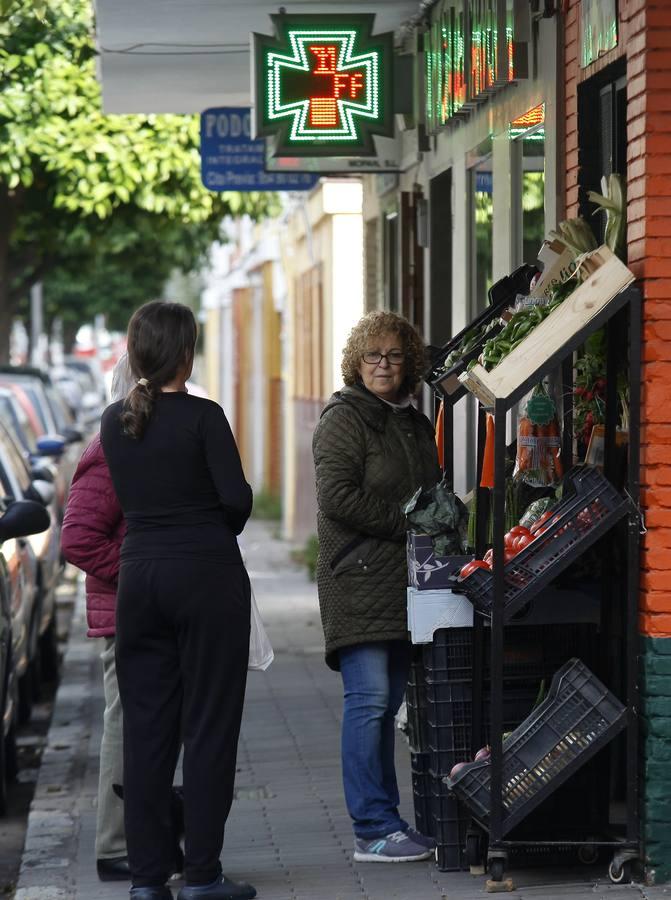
[0,367,83,517]
[0,498,50,814]
[0,423,62,721]
[64,355,107,406]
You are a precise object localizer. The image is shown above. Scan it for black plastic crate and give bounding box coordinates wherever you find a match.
[426,680,539,777]
[411,751,433,839]
[423,624,598,686]
[431,775,469,871]
[406,658,430,753]
[453,467,628,621]
[447,658,627,835]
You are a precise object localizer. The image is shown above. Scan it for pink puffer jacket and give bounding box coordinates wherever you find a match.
[61,433,125,637]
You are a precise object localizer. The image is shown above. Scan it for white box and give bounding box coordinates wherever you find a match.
[407,587,474,644]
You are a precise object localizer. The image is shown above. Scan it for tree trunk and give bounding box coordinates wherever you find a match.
[0,186,18,365]
[0,230,12,365]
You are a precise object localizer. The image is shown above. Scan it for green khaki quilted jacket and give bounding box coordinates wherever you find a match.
[312,384,441,670]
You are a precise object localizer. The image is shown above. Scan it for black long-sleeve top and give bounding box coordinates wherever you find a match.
[100,392,252,565]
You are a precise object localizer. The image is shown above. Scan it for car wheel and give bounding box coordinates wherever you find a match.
[39,611,60,683]
[0,684,9,816]
[5,713,17,784]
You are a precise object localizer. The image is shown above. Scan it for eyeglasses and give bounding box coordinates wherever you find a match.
[362,350,405,366]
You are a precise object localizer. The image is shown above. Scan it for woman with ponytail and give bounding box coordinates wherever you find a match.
[101,301,255,900]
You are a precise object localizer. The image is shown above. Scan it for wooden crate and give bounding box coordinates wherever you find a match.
[457,246,634,408]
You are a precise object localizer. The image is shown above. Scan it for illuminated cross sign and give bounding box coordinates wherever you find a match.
[252,14,394,157]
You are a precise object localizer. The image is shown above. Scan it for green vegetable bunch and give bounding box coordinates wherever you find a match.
[478,301,562,371]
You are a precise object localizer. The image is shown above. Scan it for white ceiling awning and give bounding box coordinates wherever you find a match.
[93,1,418,114]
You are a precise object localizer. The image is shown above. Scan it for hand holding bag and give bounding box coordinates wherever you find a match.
[248,583,274,671]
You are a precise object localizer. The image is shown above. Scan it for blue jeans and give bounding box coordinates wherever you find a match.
[339,640,412,839]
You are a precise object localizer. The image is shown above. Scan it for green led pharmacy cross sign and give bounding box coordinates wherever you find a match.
[252,14,394,157]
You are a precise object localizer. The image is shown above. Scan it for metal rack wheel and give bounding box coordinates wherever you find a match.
[608,860,632,884]
[488,856,506,882]
[577,843,599,865]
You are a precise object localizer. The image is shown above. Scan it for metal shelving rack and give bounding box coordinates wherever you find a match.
[432,281,642,884]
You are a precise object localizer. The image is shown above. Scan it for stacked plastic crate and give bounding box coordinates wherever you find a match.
[410,623,599,871]
[406,656,433,842]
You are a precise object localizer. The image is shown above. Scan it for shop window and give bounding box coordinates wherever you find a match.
[364,219,381,312]
[383,210,399,312]
[577,58,626,246]
[429,169,452,343]
[510,104,545,267]
[468,143,493,319]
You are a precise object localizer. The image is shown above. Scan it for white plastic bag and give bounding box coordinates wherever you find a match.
[248,584,274,671]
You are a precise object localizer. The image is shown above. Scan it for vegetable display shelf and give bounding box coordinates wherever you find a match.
[457,247,634,409]
[446,659,627,836]
[426,264,537,400]
[452,467,628,621]
[423,625,598,778]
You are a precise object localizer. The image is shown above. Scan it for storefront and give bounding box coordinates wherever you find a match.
[562,0,671,882]
[362,0,560,494]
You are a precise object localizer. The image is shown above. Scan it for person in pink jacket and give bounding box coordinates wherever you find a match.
[61,359,132,882]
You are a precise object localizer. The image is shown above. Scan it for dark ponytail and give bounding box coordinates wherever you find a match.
[120,301,198,440]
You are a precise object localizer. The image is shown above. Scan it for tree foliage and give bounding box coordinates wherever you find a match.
[0,0,276,359]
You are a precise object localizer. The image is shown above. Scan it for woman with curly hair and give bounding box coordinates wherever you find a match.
[312,310,441,863]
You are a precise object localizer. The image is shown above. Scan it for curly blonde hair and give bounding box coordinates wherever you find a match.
[341,311,427,395]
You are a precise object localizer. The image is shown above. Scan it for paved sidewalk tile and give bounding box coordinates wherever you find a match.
[16,521,651,900]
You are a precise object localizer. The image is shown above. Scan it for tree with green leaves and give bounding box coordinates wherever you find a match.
[0,0,276,360]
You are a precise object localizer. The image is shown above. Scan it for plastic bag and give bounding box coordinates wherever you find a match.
[404,476,469,557]
[248,584,274,671]
[513,383,563,487]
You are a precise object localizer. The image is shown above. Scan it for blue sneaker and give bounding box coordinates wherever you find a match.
[404,825,436,850]
[353,830,434,863]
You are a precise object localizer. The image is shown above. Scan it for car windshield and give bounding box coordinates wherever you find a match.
[19,384,52,433]
[0,426,31,495]
[0,393,39,453]
[45,384,74,432]
[0,396,27,451]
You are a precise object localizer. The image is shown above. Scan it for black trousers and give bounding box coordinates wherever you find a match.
[115,558,250,888]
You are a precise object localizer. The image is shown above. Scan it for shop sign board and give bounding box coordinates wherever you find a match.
[263,133,400,174]
[424,0,524,135]
[252,14,394,158]
[580,0,617,68]
[200,107,319,191]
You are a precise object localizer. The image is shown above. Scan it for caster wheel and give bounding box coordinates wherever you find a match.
[489,858,505,882]
[608,861,631,884]
[578,844,598,865]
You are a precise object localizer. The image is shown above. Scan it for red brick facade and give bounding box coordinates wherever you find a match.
[564,0,671,638]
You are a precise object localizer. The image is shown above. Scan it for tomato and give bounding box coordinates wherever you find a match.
[504,549,517,564]
[504,531,516,549]
[513,533,533,553]
[459,560,490,579]
[508,525,532,539]
[530,511,553,534]
[483,548,494,566]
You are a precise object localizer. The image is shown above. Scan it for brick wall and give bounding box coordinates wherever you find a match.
[563,0,671,881]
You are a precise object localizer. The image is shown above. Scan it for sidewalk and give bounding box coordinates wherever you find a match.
[14,521,664,900]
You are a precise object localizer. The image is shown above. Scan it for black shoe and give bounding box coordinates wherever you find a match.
[97,856,131,881]
[129,887,173,899]
[177,874,257,899]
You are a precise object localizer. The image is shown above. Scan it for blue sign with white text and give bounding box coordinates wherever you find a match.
[200,107,320,192]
